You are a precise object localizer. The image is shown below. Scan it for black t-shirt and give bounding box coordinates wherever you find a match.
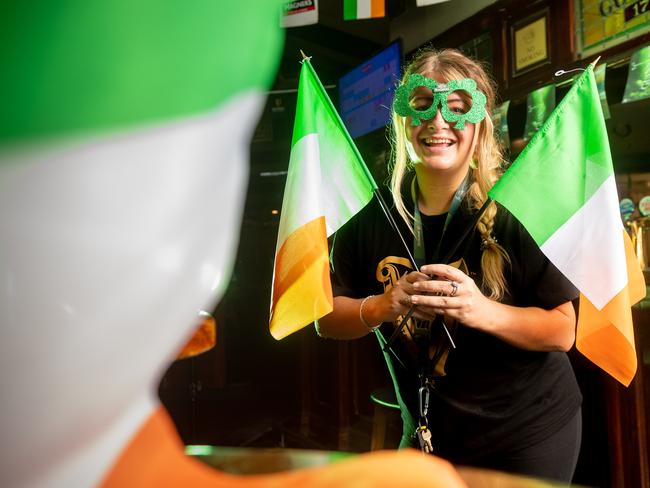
[330,187,582,463]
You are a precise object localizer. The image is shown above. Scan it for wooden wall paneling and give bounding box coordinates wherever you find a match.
[300,328,312,438]
[338,341,351,450]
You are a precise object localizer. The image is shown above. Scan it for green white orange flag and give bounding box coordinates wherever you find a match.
[489,65,646,386]
[344,0,385,20]
[269,58,376,340]
[1,2,283,486]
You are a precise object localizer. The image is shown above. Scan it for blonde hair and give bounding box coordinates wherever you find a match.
[389,47,510,299]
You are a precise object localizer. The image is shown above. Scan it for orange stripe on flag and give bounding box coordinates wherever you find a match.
[100,408,467,487]
[100,408,227,487]
[576,230,646,386]
[270,216,332,340]
[371,0,385,17]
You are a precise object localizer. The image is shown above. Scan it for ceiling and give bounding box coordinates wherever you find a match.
[273,0,496,89]
[274,4,392,91]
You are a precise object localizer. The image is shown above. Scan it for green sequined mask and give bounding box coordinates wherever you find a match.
[393,74,487,129]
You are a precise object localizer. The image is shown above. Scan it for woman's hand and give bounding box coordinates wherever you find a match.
[411,263,577,351]
[410,263,490,329]
[369,270,436,324]
[318,270,433,340]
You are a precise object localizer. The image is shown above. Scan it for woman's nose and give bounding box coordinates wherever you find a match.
[427,108,449,130]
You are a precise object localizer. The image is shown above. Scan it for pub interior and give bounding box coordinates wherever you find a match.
[160,1,650,487]
[2,1,649,487]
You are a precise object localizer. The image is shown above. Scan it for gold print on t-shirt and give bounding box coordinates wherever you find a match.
[375,256,420,356]
[375,255,470,376]
[376,256,413,288]
[449,257,468,275]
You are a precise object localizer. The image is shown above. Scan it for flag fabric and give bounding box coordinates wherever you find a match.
[0,2,283,487]
[489,65,646,386]
[282,0,319,27]
[344,0,385,20]
[270,59,376,340]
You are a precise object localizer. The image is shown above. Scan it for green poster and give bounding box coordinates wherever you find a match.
[594,63,611,120]
[492,100,510,149]
[524,84,555,141]
[623,44,650,103]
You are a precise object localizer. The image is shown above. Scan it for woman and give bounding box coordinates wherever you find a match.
[317,47,582,482]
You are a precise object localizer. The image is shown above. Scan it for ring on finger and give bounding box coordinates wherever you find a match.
[449,281,459,297]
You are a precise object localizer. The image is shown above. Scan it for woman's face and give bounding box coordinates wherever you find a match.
[405,75,479,174]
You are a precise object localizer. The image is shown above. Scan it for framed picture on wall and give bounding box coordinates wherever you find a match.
[576,0,650,58]
[510,9,551,77]
[458,31,494,67]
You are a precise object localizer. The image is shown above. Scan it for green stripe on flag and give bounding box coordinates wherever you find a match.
[0,1,284,143]
[488,66,613,246]
[289,59,376,235]
[344,0,358,20]
[293,60,376,191]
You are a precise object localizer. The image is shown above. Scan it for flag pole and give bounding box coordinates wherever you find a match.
[299,53,377,190]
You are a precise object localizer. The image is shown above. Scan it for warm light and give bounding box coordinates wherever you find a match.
[271,209,279,215]
[185,445,213,456]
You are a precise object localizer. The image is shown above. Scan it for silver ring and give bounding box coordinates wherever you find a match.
[449,281,459,297]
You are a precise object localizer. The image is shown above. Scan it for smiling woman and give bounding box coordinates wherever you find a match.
[317,47,583,483]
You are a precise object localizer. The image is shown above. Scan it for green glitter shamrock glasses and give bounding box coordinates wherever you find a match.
[393,74,487,129]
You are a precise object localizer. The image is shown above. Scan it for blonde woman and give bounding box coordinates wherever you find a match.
[318,48,582,482]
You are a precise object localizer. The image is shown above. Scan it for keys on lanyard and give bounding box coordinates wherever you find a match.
[416,425,433,454]
[414,381,434,454]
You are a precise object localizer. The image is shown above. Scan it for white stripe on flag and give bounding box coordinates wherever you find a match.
[0,91,263,488]
[275,133,322,252]
[540,174,627,310]
[357,0,371,18]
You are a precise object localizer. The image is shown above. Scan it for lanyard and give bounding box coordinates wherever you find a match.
[412,173,469,268]
[411,173,469,405]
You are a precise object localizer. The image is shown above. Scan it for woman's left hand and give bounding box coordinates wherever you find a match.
[410,263,492,329]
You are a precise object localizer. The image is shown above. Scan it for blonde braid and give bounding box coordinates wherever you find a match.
[469,113,511,299]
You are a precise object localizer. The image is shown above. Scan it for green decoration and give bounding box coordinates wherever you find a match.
[620,198,635,222]
[524,84,555,140]
[393,74,487,129]
[623,45,650,103]
[493,100,510,149]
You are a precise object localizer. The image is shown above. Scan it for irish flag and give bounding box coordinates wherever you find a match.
[269,58,376,340]
[343,0,385,20]
[489,65,646,386]
[1,2,283,487]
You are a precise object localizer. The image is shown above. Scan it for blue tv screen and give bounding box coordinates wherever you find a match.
[339,41,402,139]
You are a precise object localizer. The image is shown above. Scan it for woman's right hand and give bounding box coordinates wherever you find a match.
[369,271,435,324]
[319,271,434,340]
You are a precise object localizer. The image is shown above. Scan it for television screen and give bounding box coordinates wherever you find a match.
[339,41,402,139]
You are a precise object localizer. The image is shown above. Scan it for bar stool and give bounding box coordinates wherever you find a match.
[370,386,400,450]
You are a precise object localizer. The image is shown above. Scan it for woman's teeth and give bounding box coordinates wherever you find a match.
[423,138,453,147]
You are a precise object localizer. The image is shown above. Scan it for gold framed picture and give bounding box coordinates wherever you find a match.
[511,9,551,77]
